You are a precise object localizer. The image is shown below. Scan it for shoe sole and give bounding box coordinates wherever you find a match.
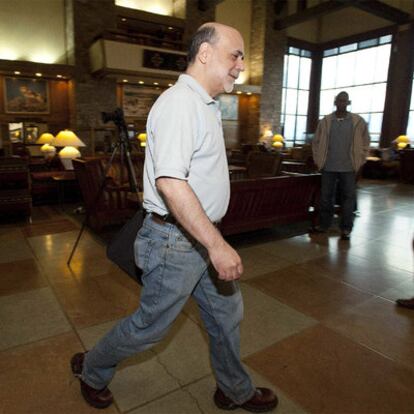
[70,353,83,378]
[80,386,113,410]
[214,395,278,413]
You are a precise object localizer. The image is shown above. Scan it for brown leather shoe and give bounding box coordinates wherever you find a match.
[214,387,278,412]
[70,352,114,409]
[396,298,414,309]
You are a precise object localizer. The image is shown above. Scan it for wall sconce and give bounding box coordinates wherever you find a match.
[137,132,147,147]
[52,129,85,169]
[272,134,284,149]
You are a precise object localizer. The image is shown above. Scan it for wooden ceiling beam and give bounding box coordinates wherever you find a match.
[353,0,410,24]
[274,0,351,30]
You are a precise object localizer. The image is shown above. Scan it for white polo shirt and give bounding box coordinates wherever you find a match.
[142,74,230,223]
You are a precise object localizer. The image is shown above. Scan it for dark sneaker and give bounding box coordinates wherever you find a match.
[70,352,114,409]
[396,298,414,309]
[340,230,351,241]
[214,387,278,413]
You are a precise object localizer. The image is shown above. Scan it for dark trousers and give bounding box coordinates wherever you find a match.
[319,170,356,231]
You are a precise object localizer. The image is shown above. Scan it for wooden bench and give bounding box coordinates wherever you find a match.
[220,173,321,236]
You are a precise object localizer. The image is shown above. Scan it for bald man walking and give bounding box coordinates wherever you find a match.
[71,23,278,413]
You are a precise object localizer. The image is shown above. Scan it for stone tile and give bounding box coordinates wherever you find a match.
[22,218,77,237]
[257,235,330,264]
[0,258,48,296]
[153,314,212,385]
[0,287,71,350]
[245,325,414,414]
[380,279,414,302]
[346,240,414,273]
[240,283,317,357]
[52,270,141,328]
[0,238,34,263]
[0,332,120,414]
[110,357,180,412]
[128,389,203,414]
[248,265,373,321]
[325,296,414,369]
[298,252,413,295]
[185,370,307,414]
[237,245,292,279]
[40,252,123,282]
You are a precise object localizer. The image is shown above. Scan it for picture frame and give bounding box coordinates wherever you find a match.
[4,77,49,114]
[122,84,161,118]
[24,125,39,144]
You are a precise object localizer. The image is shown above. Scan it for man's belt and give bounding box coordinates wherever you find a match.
[150,212,178,225]
[149,212,220,227]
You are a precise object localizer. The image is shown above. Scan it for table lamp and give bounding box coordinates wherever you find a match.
[137,133,147,147]
[52,129,86,169]
[272,134,284,149]
[395,135,410,150]
[36,133,56,159]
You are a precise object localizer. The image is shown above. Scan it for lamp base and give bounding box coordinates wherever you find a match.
[60,157,75,170]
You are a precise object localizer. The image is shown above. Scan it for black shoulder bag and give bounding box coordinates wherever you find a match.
[106,208,144,284]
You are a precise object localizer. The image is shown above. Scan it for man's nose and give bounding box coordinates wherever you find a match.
[237,57,245,72]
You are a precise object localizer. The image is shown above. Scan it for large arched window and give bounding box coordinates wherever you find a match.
[319,35,392,145]
[281,47,312,147]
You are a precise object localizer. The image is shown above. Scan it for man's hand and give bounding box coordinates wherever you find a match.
[156,177,244,281]
[208,240,243,281]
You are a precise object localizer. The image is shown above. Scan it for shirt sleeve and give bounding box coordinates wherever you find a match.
[150,93,200,180]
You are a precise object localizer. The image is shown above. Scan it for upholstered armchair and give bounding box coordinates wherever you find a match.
[0,156,32,221]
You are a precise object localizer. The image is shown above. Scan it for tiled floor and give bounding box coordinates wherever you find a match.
[1,179,413,414]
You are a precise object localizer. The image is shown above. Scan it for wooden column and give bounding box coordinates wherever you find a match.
[381,25,414,147]
[306,49,322,134]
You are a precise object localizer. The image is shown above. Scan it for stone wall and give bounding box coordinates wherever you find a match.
[67,0,118,143]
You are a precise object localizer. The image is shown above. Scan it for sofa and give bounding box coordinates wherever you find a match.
[220,173,321,236]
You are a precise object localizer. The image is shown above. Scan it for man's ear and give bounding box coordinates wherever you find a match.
[198,42,210,64]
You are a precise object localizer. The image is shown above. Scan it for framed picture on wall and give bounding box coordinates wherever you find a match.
[218,94,238,121]
[122,84,161,118]
[4,77,49,114]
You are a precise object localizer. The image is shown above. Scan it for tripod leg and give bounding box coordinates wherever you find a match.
[67,142,121,266]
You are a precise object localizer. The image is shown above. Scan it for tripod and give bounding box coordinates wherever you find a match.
[67,108,141,266]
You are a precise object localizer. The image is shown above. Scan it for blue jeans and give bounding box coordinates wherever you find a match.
[319,170,356,231]
[82,215,255,404]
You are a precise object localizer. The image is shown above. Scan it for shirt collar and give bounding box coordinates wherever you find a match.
[178,74,216,105]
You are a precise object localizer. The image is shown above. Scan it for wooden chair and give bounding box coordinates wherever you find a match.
[0,156,32,221]
[246,151,282,178]
[73,158,139,230]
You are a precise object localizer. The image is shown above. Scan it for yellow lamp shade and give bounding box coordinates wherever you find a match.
[272,141,283,148]
[40,143,56,159]
[36,132,55,144]
[396,135,409,144]
[272,134,284,142]
[52,129,85,147]
[58,146,81,170]
[397,142,408,150]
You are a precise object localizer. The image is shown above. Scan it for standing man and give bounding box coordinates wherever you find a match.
[312,91,370,240]
[71,23,278,413]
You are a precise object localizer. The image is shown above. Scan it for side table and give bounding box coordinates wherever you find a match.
[52,171,77,208]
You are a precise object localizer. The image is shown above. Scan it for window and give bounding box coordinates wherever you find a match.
[406,78,414,139]
[320,35,392,145]
[281,47,312,147]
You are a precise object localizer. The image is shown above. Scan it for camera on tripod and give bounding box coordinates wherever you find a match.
[101,108,125,126]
